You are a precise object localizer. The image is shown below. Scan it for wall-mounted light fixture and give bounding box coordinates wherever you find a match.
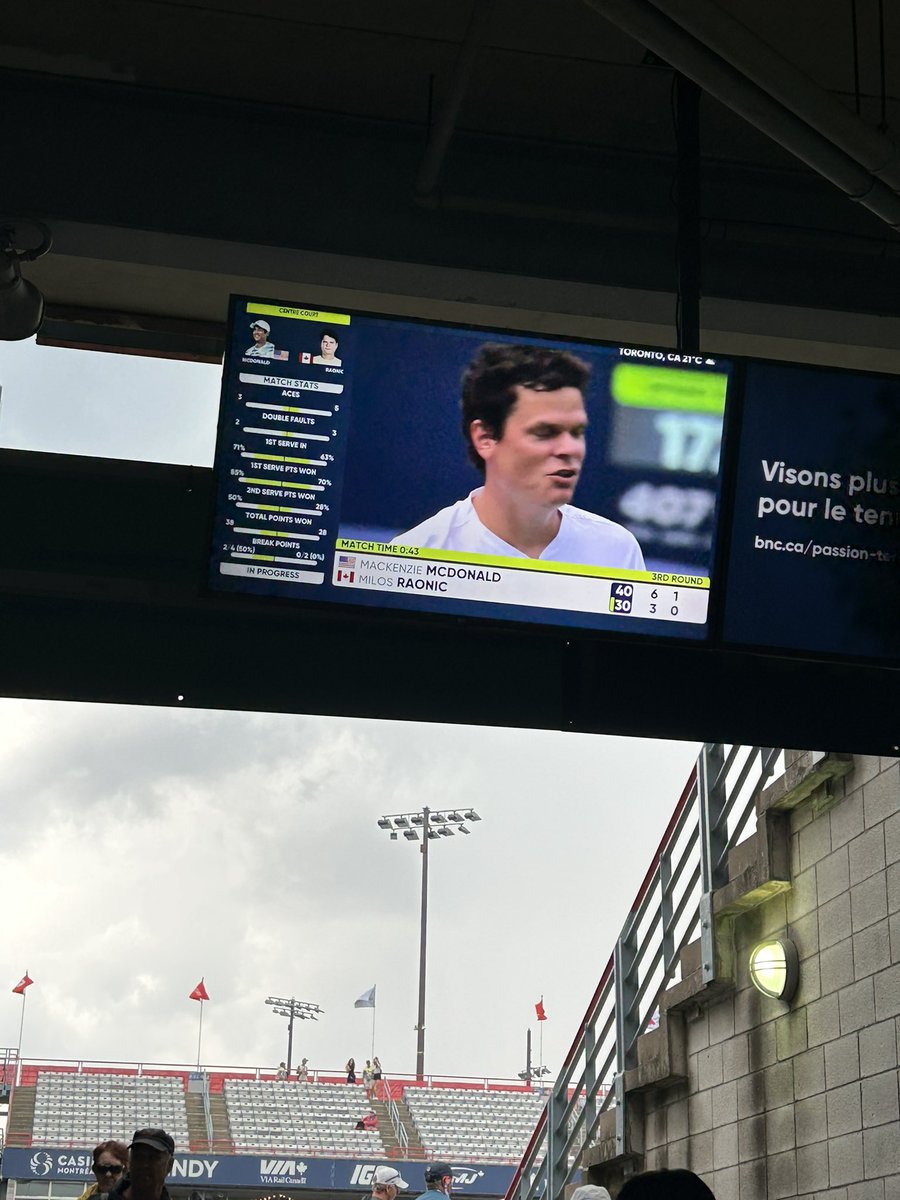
[749,937,800,1002]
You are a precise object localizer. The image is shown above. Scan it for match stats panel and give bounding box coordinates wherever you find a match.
[210,296,733,640]
[214,302,351,586]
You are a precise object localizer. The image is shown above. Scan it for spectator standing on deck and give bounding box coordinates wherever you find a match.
[346,1057,356,1083]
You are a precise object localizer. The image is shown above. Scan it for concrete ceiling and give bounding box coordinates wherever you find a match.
[4,0,900,354]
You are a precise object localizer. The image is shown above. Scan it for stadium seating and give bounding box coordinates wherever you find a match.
[404,1086,545,1161]
[31,1072,190,1147]
[224,1079,382,1154]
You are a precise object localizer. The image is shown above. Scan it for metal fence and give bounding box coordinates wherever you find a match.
[506,743,786,1200]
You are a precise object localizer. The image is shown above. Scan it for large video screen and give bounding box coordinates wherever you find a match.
[209,296,733,639]
[724,359,900,661]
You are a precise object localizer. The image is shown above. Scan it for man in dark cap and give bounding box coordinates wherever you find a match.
[414,1163,453,1200]
[111,1129,175,1200]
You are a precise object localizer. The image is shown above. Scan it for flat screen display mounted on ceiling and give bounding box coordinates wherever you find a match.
[209,295,734,641]
[724,358,900,662]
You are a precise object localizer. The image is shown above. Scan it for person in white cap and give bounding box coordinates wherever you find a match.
[246,319,275,357]
[571,1185,612,1200]
[371,1165,409,1200]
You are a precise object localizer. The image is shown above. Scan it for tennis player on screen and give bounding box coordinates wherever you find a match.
[392,343,645,569]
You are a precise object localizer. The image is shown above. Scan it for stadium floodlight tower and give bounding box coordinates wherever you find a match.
[264,996,323,1075]
[377,806,481,1080]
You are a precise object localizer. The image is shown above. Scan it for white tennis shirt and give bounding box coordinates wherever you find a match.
[392,490,645,570]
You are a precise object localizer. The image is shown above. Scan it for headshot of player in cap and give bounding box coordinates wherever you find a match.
[371,1165,409,1199]
[111,1128,175,1200]
[246,319,275,358]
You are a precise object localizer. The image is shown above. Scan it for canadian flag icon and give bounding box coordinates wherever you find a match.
[300,352,312,363]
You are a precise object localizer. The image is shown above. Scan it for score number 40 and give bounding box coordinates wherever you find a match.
[610,582,681,618]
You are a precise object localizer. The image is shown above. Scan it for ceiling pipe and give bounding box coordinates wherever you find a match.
[647,0,900,191]
[583,0,900,229]
[415,0,495,204]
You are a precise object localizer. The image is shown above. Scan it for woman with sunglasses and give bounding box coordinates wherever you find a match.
[79,1141,129,1200]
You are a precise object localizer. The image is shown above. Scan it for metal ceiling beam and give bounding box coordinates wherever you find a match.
[649,0,900,192]
[584,0,900,230]
[415,0,495,203]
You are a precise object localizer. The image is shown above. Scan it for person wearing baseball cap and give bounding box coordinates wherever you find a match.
[417,1163,454,1199]
[371,1165,409,1200]
[108,1129,175,1200]
[246,319,275,358]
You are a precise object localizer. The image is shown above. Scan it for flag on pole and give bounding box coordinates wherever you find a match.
[12,974,33,995]
[189,979,210,1002]
[535,997,547,1021]
[354,985,376,1009]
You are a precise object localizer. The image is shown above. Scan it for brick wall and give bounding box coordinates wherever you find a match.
[589,753,900,1200]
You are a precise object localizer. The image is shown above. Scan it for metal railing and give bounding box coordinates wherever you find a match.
[381,1084,410,1155]
[506,743,786,1200]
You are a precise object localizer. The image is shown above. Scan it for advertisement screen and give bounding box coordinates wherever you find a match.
[209,297,734,639]
[724,360,900,661]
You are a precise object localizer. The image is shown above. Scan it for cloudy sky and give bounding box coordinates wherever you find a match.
[0,339,700,1083]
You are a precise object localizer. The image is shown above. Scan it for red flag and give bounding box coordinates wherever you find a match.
[12,973,33,995]
[535,997,547,1021]
[189,979,209,1002]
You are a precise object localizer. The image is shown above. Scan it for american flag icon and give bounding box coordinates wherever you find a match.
[336,553,357,584]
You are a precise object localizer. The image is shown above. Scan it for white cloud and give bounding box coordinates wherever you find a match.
[0,698,699,1081]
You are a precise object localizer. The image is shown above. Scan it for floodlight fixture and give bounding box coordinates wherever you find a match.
[264,996,324,1074]
[376,804,482,1080]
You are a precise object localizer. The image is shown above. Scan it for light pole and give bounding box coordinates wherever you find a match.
[377,806,481,1080]
[265,996,323,1075]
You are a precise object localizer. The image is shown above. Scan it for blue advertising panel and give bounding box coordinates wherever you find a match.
[209,297,734,640]
[724,360,900,661]
[2,1148,514,1196]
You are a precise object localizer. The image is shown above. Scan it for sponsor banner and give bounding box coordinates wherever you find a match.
[2,1149,514,1195]
[332,543,708,624]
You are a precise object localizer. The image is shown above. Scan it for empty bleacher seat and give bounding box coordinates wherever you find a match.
[403,1086,545,1162]
[31,1072,190,1149]
[223,1079,380,1156]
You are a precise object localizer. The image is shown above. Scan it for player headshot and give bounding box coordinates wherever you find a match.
[313,330,342,365]
[246,319,275,358]
[392,342,645,569]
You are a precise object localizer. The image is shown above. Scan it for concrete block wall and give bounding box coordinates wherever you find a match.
[625,754,900,1199]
